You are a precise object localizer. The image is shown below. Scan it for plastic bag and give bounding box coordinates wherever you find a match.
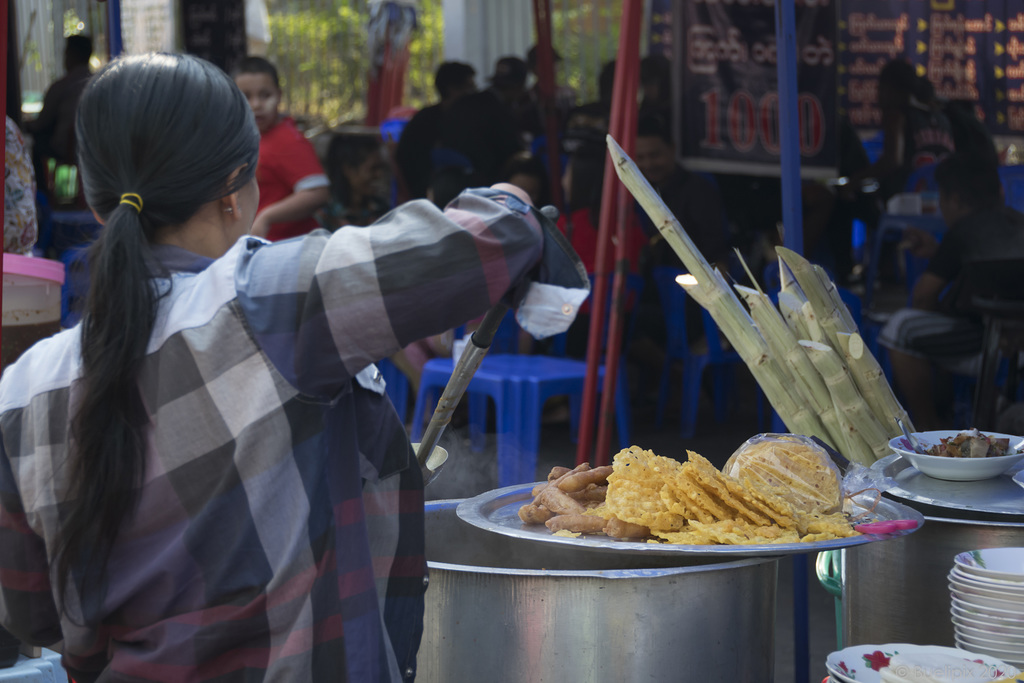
[723,433,844,514]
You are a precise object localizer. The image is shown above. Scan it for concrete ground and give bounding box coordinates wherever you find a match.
[419,366,841,683]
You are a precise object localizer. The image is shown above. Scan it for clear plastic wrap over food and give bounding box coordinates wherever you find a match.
[723,434,843,515]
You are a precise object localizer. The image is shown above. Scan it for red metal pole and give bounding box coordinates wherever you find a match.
[594,30,640,466]
[530,0,564,210]
[575,0,643,466]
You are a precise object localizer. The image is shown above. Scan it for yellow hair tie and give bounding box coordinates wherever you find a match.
[119,193,143,213]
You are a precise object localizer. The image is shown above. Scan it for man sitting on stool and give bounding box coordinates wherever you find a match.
[879,152,1024,429]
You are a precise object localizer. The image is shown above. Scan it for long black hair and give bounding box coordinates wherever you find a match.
[59,53,259,605]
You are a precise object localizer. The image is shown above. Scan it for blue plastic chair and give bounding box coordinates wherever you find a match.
[651,267,746,438]
[50,210,102,255]
[410,277,640,487]
[999,165,1024,212]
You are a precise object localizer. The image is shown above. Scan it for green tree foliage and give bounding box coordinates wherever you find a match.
[266,0,444,127]
[265,0,624,127]
[552,0,624,103]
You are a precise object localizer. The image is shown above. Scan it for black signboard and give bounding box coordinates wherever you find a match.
[181,0,247,74]
[677,0,839,178]
[839,0,1024,136]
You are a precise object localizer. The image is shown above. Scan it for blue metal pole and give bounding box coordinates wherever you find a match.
[107,0,123,58]
[775,0,803,254]
[775,5,809,679]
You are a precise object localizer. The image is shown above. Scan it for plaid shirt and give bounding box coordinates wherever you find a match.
[0,192,555,682]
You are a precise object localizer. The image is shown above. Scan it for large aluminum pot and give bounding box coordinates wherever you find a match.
[419,500,779,683]
[842,515,1024,646]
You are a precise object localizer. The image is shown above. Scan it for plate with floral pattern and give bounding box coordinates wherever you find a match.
[825,643,1019,682]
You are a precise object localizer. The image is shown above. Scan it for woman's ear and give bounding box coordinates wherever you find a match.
[91,208,106,226]
[219,165,248,219]
[220,191,241,219]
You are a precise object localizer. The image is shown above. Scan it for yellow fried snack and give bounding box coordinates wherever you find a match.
[604,446,687,532]
[724,436,842,514]
[684,452,773,526]
[528,446,860,545]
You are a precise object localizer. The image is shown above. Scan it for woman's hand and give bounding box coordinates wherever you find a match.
[490,182,534,207]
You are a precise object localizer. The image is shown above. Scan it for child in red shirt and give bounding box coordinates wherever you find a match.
[234,57,330,240]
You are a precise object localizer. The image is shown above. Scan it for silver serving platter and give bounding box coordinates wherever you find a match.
[872,453,1024,518]
[456,482,925,558]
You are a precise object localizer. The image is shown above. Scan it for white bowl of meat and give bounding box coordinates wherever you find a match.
[888,429,1024,481]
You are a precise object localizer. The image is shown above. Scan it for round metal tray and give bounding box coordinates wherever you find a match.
[871,454,1024,520]
[456,482,925,558]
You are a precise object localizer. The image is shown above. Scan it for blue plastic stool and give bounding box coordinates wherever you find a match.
[410,354,631,487]
[411,358,523,485]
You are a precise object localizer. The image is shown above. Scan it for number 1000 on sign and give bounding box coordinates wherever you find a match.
[699,88,826,157]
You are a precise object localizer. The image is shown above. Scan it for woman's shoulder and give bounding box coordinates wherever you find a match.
[0,327,82,414]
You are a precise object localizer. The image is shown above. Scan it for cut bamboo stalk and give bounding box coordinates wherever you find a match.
[837,332,914,436]
[736,285,848,450]
[604,135,830,441]
[800,340,892,462]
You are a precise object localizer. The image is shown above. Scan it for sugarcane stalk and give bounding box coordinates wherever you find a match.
[681,280,828,440]
[800,301,826,344]
[800,340,892,462]
[777,247,855,356]
[778,248,852,332]
[779,247,914,437]
[837,332,914,436]
[736,286,848,451]
[831,408,878,467]
[813,264,857,331]
[606,135,833,441]
[778,290,811,340]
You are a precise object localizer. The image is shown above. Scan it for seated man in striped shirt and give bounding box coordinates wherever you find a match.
[880,152,1024,429]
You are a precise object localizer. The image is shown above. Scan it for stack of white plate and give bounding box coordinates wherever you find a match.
[950,548,1024,667]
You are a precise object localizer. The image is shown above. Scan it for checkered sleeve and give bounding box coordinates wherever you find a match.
[236,191,544,397]
[0,420,61,646]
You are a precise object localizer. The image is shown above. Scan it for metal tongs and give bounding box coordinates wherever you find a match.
[415,303,509,485]
[413,205,571,485]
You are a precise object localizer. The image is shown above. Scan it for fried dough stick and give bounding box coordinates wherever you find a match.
[558,466,612,493]
[546,515,606,534]
[605,517,651,539]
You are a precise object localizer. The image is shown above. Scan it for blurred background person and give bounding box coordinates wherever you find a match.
[850,58,955,202]
[500,152,550,208]
[233,57,330,240]
[438,56,525,185]
[24,34,93,199]
[395,61,477,200]
[318,132,389,228]
[880,152,1024,429]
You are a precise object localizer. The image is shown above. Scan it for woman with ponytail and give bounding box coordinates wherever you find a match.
[0,54,586,682]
